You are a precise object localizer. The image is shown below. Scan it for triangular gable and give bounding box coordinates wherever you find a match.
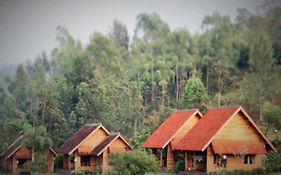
[174,106,276,152]
[238,107,276,152]
[92,133,132,156]
[58,124,109,155]
[142,109,202,149]
[1,134,58,159]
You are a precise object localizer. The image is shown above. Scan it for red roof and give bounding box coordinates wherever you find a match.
[142,109,201,149]
[57,124,101,154]
[212,140,266,155]
[174,106,240,151]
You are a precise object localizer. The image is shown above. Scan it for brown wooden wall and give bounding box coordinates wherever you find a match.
[47,149,55,172]
[206,112,266,172]
[80,128,108,149]
[206,146,263,172]
[166,143,175,170]
[215,112,263,142]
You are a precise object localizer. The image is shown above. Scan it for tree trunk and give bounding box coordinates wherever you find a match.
[206,62,209,94]
[161,86,165,111]
[218,68,222,107]
[176,64,179,103]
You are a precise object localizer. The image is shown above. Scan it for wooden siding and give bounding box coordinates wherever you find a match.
[206,112,266,172]
[102,148,110,172]
[109,137,130,152]
[47,149,55,172]
[215,112,263,142]
[166,143,175,170]
[63,154,71,169]
[79,128,108,149]
[207,146,263,172]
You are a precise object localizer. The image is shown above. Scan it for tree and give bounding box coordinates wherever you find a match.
[248,29,275,121]
[109,20,129,50]
[263,101,281,136]
[21,123,53,172]
[182,77,208,111]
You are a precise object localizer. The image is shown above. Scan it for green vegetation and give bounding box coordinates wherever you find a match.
[0,2,280,173]
[107,151,158,175]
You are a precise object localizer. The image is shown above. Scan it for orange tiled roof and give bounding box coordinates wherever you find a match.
[142,109,201,149]
[174,106,240,151]
[211,140,266,155]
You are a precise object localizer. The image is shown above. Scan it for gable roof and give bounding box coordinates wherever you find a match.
[92,133,132,156]
[1,134,23,159]
[58,124,110,155]
[142,109,202,149]
[174,106,276,152]
[1,133,57,159]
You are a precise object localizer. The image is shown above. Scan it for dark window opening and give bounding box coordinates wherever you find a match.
[81,155,91,166]
[17,159,28,168]
[244,155,254,164]
[214,154,220,166]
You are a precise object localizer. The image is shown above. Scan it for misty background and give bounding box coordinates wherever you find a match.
[0,0,263,65]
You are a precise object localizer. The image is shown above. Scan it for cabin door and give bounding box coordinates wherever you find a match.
[186,151,206,171]
[193,151,206,171]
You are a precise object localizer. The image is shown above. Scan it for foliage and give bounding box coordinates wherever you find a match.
[107,151,159,175]
[70,170,94,175]
[173,159,185,173]
[0,3,281,172]
[182,77,209,112]
[24,152,46,172]
[265,151,281,171]
[262,102,281,136]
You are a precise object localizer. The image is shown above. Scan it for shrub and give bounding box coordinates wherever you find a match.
[173,159,185,173]
[24,151,47,173]
[265,151,281,172]
[71,170,93,175]
[107,150,159,175]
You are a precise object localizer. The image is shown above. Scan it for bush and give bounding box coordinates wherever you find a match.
[71,170,93,175]
[24,151,47,173]
[173,159,185,173]
[265,151,281,172]
[107,150,159,175]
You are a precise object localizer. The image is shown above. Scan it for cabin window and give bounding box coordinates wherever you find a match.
[81,155,91,166]
[17,159,27,168]
[214,154,220,166]
[244,155,254,164]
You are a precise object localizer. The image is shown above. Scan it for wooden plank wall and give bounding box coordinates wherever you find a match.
[166,143,175,170]
[207,112,266,172]
[207,146,263,172]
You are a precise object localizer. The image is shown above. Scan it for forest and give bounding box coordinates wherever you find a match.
[0,2,280,164]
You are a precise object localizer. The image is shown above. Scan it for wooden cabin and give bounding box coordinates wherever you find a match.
[142,109,203,170]
[0,133,57,175]
[144,106,276,173]
[57,124,132,172]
